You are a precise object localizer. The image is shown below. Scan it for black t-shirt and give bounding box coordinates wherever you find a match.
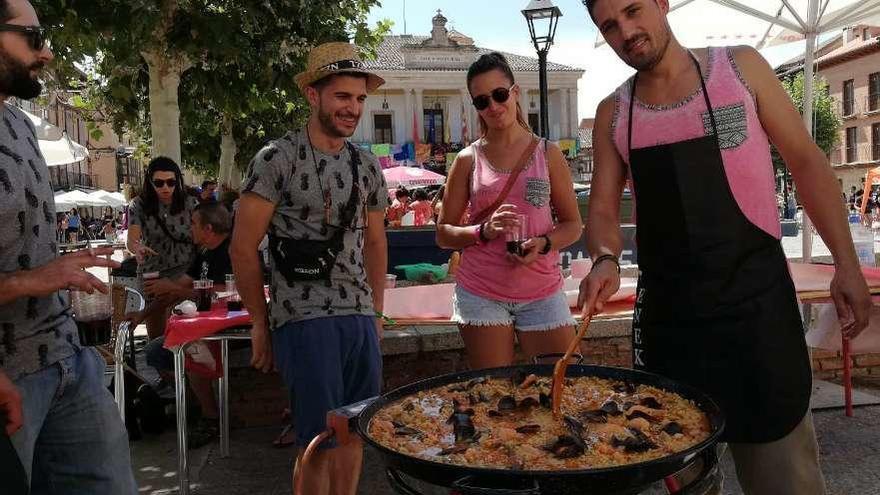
[187,237,232,284]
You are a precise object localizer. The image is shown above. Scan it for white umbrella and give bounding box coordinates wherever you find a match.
[20,108,88,167]
[54,190,108,210]
[88,190,126,208]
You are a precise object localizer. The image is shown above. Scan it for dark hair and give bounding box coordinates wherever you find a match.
[142,156,187,216]
[394,186,410,200]
[584,0,597,19]
[412,189,428,201]
[0,1,11,23]
[193,202,232,235]
[466,52,531,136]
[201,179,217,189]
[310,72,369,92]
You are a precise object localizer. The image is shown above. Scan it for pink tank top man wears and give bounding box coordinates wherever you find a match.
[456,138,563,303]
[612,46,781,239]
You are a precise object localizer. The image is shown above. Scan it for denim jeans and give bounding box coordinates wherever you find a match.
[10,347,137,494]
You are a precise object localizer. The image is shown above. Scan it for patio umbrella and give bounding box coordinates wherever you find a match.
[20,108,88,167]
[88,190,127,209]
[54,190,108,211]
[592,0,880,261]
[382,166,446,189]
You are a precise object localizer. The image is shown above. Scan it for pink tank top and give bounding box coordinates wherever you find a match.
[612,46,780,239]
[456,138,563,302]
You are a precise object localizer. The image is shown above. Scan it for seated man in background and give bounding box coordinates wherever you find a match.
[141,202,234,447]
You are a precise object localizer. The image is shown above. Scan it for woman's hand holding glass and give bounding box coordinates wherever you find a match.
[480,204,520,240]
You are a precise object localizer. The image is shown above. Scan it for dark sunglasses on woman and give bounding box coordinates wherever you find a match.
[152,178,177,189]
[0,24,47,51]
[472,85,515,111]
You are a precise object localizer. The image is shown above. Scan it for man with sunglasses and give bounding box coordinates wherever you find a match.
[579,1,871,493]
[232,42,389,495]
[0,1,137,493]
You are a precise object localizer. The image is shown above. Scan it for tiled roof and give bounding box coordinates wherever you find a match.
[364,35,581,72]
[816,37,880,69]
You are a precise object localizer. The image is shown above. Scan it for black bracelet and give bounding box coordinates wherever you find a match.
[538,234,552,255]
[478,222,490,243]
[591,254,620,274]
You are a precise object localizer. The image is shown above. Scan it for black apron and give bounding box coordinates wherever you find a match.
[627,54,812,443]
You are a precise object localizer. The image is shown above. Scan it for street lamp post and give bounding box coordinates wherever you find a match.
[522,0,562,139]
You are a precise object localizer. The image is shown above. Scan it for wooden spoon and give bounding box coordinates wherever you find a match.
[551,313,593,419]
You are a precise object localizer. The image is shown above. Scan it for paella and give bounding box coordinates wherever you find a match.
[368,371,711,471]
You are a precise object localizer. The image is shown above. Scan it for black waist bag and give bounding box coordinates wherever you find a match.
[270,141,362,283]
[268,233,344,281]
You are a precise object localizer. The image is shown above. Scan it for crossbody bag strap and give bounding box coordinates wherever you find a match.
[471,136,539,225]
[153,212,190,244]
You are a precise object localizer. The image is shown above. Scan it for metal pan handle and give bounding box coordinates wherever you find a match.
[451,476,541,495]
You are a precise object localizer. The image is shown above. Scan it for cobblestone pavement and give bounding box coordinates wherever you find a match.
[131,404,880,494]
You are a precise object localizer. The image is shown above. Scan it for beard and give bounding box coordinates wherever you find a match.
[0,47,43,100]
[622,26,672,72]
[317,105,359,139]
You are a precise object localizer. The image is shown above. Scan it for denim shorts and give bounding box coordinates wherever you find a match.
[452,285,576,332]
[272,315,381,449]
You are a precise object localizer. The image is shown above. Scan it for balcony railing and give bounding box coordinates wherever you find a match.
[833,143,880,165]
[50,170,99,191]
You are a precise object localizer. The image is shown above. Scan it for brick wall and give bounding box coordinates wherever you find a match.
[811,348,880,381]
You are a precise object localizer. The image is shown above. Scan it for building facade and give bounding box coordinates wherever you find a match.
[357,11,583,158]
[12,93,144,194]
[818,25,880,191]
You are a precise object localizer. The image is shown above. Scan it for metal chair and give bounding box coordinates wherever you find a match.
[110,286,145,422]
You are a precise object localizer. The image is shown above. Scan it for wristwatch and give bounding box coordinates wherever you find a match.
[538,234,552,255]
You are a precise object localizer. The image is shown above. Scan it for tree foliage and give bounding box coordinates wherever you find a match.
[34,0,391,175]
[773,72,841,175]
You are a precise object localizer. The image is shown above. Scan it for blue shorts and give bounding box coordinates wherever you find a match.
[272,315,382,449]
[452,285,576,332]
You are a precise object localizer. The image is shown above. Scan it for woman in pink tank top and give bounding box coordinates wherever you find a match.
[436,53,583,369]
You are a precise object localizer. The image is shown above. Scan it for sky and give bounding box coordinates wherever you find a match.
[366,0,841,121]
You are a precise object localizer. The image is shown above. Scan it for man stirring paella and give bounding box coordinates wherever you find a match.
[578,0,872,494]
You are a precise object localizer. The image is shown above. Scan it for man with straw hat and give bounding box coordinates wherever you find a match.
[232,41,389,495]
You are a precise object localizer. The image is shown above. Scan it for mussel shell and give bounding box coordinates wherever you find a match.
[453,419,477,443]
[662,421,684,436]
[611,427,657,453]
[515,424,541,434]
[599,401,623,416]
[639,396,663,409]
[518,396,540,409]
[539,392,552,409]
[544,435,586,459]
[497,395,518,412]
[578,409,608,423]
[511,370,528,387]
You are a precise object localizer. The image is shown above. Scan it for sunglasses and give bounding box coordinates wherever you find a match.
[152,178,178,189]
[472,85,515,111]
[0,24,47,51]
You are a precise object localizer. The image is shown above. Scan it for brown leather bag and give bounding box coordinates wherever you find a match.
[470,136,540,225]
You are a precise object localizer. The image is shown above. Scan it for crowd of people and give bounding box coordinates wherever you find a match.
[55,206,124,244]
[384,185,444,227]
[0,2,875,495]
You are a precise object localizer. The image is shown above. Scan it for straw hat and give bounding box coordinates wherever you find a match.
[295,42,385,93]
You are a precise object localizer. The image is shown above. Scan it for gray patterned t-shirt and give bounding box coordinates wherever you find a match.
[128,196,196,276]
[0,103,79,381]
[242,130,390,329]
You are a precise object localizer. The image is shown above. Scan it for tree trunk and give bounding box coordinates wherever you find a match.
[144,51,190,164]
[219,115,240,189]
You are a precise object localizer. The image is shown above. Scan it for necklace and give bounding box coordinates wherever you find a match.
[306,128,334,226]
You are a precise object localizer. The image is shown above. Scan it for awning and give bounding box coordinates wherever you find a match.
[20,108,89,167]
